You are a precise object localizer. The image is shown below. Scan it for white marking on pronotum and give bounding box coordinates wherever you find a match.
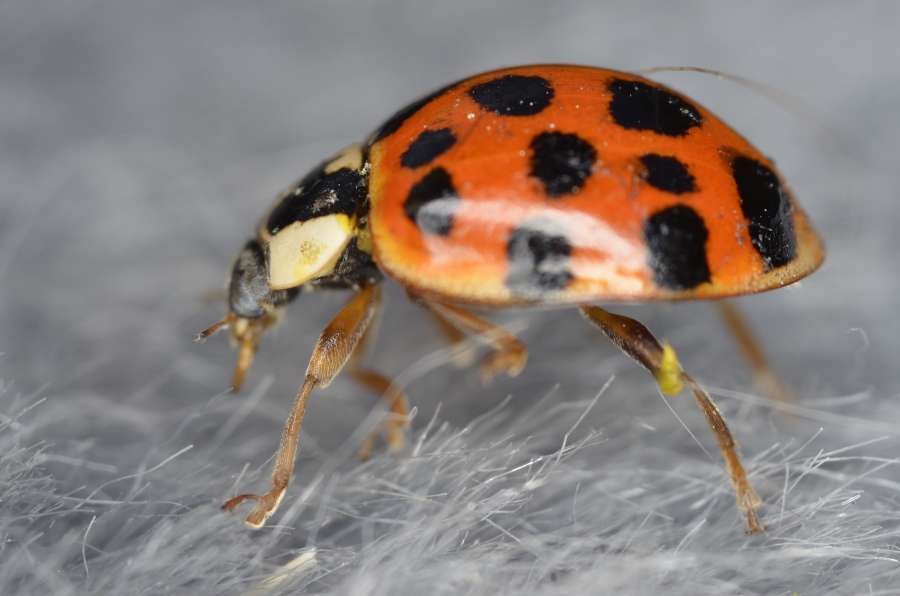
[268,215,354,289]
[324,144,364,174]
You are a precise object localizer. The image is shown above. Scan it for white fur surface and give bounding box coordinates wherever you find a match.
[2,2,899,594]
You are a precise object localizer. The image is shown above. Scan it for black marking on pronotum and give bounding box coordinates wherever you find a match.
[469,75,554,116]
[639,153,697,194]
[608,78,702,137]
[529,131,598,197]
[731,155,797,269]
[403,167,460,236]
[644,205,711,290]
[401,128,458,169]
[308,239,383,291]
[505,222,574,298]
[370,81,458,144]
[266,167,368,235]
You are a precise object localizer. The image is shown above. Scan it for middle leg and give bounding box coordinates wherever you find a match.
[415,295,528,383]
[716,300,795,404]
[345,301,411,459]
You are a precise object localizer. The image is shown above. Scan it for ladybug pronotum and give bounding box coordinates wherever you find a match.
[198,65,824,532]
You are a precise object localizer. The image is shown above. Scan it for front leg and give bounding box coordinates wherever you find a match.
[195,311,281,392]
[223,285,381,528]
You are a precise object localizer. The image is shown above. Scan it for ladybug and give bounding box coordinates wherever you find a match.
[198,64,824,531]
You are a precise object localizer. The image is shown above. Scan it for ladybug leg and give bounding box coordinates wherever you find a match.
[416,297,528,383]
[222,285,380,528]
[581,306,764,534]
[716,300,795,404]
[229,312,280,392]
[352,367,410,460]
[422,304,478,369]
[196,310,281,392]
[345,304,411,460]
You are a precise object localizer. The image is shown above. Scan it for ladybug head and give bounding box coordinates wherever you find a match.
[195,237,298,342]
[195,144,373,390]
[195,237,299,391]
[227,239,298,319]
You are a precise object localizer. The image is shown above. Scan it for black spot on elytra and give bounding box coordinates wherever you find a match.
[266,166,367,234]
[404,167,460,236]
[731,155,797,269]
[608,78,702,137]
[644,205,711,290]
[639,153,697,194]
[401,128,457,169]
[370,82,457,144]
[506,222,574,298]
[469,75,554,116]
[529,131,597,197]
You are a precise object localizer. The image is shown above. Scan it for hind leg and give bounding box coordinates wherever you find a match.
[581,305,764,534]
[717,300,795,404]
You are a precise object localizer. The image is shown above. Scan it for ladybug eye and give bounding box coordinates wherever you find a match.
[267,214,354,290]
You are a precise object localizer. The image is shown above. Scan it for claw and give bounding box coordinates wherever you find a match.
[357,412,410,460]
[479,343,527,384]
[222,487,286,529]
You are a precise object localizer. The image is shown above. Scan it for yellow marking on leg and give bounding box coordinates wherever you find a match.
[580,305,764,534]
[656,343,684,396]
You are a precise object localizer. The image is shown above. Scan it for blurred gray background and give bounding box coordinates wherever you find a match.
[2,2,899,594]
